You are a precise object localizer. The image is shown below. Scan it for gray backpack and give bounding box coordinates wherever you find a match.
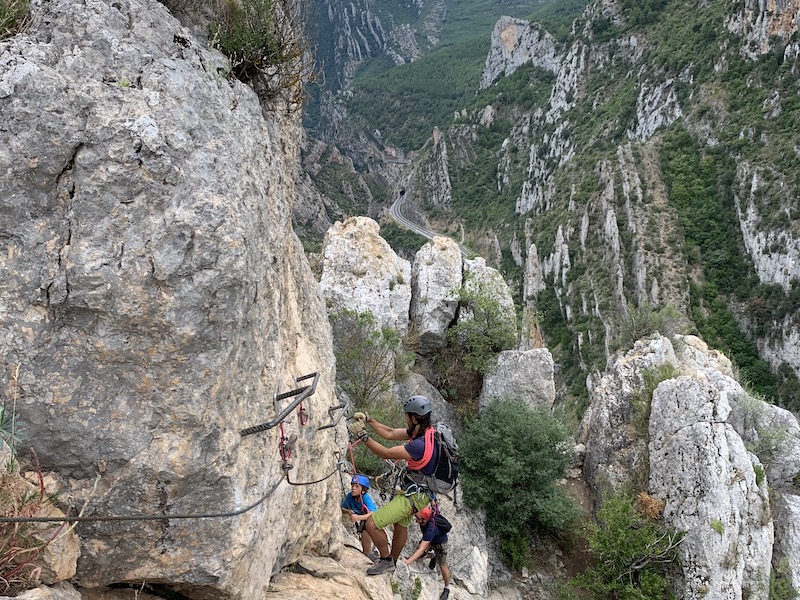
[409,422,461,494]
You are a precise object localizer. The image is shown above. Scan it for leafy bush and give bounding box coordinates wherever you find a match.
[448,287,517,374]
[0,0,30,39]
[573,494,683,599]
[434,286,517,405]
[330,309,412,475]
[617,302,684,352]
[770,557,799,600]
[329,309,411,407]
[460,400,579,568]
[209,0,314,109]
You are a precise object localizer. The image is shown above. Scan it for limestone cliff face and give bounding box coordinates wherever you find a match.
[401,0,800,398]
[319,217,413,333]
[479,16,562,90]
[727,0,800,58]
[0,0,341,597]
[315,0,445,93]
[583,335,800,596]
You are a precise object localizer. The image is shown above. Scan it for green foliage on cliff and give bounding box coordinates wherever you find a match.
[378,221,428,257]
[317,0,800,413]
[572,494,683,599]
[310,150,368,217]
[487,0,800,411]
[660,127,799,408]
[460,400,579,568]
[348,39,489,150]
[344,0,587,151]
[449,287,517,373]
[209,0,314,108]
[0,0,29,38]
[329,308,413,406]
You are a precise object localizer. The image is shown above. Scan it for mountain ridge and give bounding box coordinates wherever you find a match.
[303,0,800,411]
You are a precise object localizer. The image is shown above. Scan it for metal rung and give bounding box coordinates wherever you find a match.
[317,403,346,431]
[240,372,319,437]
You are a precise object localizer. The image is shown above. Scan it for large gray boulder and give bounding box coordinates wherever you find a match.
[410,236,462,354]
[319,216,412,334]
[479,349,555,411]
[0,0,341,596]
[583,335,676,505]
[673,335,800,591]
[649,377,772,600]
[585,334,800,598]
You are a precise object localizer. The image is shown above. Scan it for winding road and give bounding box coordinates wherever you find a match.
[390,192,470,256]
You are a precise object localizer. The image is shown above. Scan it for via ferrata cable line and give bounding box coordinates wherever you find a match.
[0,372,348,524]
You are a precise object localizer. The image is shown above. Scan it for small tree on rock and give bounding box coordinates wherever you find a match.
[330,308,411,407]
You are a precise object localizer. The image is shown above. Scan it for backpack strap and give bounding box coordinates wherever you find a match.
[407,426,435,471]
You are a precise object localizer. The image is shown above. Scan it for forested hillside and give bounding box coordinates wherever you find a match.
[302,0,800,414]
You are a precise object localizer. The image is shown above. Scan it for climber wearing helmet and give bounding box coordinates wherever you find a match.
[403,505,452,600]
[347,395,440,576]
[341,474,378,558]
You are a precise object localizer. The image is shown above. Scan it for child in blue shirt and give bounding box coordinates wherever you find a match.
[341,474,378,557]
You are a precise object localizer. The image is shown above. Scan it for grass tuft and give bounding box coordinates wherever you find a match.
[0,0,31,40]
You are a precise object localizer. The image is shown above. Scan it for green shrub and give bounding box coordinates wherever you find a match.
[573,494,683,599]
[330,309,411,476]
[460,400,580,567]
[209,0,314,108]
[618,302,684,352]
[770,557,799,600]
[433,285,518,406]
[0,0,30,39]
[447,287,517,374]
[329,308,412,407]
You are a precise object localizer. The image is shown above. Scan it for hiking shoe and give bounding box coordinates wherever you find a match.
[367,557,396,576]
[365,551,380,563]
[428,555,437,569]
[439,589,450,600]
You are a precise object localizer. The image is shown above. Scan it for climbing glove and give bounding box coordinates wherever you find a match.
[353,411,371,424]
[348,413,369,440]
[348,427,369,443]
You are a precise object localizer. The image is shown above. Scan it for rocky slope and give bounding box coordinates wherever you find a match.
[582,334,800,596]
[5,0,800,599]
[0,0,341,597]
[399,0,800,408]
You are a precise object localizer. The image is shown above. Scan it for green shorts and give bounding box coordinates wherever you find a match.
[371,491,430,530]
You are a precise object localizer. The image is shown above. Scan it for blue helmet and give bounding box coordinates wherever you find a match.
[351,474,370,489]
